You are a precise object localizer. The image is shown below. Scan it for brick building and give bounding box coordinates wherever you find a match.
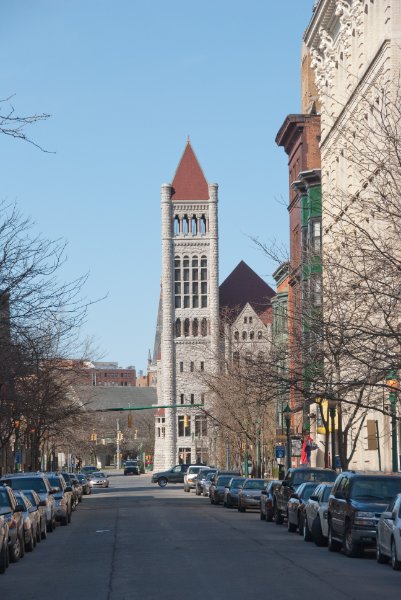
[78,361,137,387]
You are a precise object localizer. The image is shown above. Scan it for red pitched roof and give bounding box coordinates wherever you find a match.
[171,140,209,201]
[219,261,275,324]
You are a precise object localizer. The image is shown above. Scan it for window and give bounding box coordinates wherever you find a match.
[179,362,183,373]
[258,331,263,339]
[178,416,191,437]
[242,331,247,340]
[184,319,190,337]
[234,331,239,341]
[193,318,199,337]
[174,216,180,236]
[200,215,206,235]
[190,394,195,404]
[244,317,248,324]
[311,220,322,253]
[195,415,207,437]
[201,393,205,404]
[250,331,254,340]
[200,256,207,307]
[200,361,204,372]
[201,318,207,337]
[180,394,184,404]
[190,362,194,372]
[249,316,253,324]
[175,319,181,337]
[174,257,181,307]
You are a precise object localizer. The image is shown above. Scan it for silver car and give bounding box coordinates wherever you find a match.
[201,472,215,497]
[376,493,401,570]
[238,479,266,512]
[89,472,109,488]
[224,477,246,508]
[184,465,205,493]
[303,482,333,545]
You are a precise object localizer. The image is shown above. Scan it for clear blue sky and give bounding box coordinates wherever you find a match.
[1,1,316,371]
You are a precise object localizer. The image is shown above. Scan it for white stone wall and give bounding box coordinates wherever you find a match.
[154,183,219,471]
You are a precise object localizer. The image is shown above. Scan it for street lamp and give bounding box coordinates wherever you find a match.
[283,403,292,470]
[386,371,399,473]
[327,397,337,471]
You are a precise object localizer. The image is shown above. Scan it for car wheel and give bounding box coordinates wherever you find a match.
[312,517,326,546]
[10,535,22,563]
[26,528,35,552]
[184,485,189,492]
[343,523,362,557]
[41,522,47,540]
[376,540,388,564]
[273,504,283,525]
[287,513,297,533]
[0,540,8,574]
[328,522,342,553]
[36,524,41,544]
[195,488,200,496]
[391,538,401,570]
[304,518,312,542]
[238,502,245,513]
[46,518,53,533]
[298,514,304,536]
[158,477,168,488]
[61,515,68,526]
[266,509,273,523]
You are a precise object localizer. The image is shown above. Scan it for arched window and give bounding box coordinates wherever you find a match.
[201,318,207,337]
[242,331,247,340]
[250,331,254,340]
[191,215,197,235]
[257,331,263,340]
[193,318,199,337]
[184,319,190,337]
[182,215,189,235]
[174,216,180,236]
[175,319,181,337]
[200,215,206,235]
[234,331,239,341]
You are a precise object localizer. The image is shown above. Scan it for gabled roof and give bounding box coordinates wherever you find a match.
[171,140,209,201]
[219,261,275,324]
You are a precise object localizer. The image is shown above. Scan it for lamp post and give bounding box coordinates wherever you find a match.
[256,418,261,478]
[327,397,337,471]
[386,371,399,473]
[283,404,292,471]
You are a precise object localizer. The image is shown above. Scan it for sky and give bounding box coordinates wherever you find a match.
[1,0,316,371]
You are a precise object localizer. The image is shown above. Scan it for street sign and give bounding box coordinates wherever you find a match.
[275,446,285,459]
[291,438,302,457]
[15,451,21,464]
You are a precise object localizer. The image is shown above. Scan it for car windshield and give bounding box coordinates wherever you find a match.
[93,473,105,478]
[0,489,11,508]
[300,484,317,500]
[188,467,202,474]
[352,477,401,501]
[267,481,281,493]
[4,478,47,493]
[217,476,232,486]
[126,461,137,466]
[244,480,266,490]
[205,473,214,481]
[76,475,87,483]
[48,477,62,489]
[322,487,333,502]
[293,471,336,486]
[230,479,245,489]
[22,491,37,505]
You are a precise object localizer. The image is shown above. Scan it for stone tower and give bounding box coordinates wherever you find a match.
[153,140,219,471]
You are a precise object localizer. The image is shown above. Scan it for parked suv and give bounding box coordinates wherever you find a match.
[46,473,72,525]
[273,467,337,525]
[0,473,56,533]
[184,465,205,492]
[327,471,401,557]
[151,464,189,487]
[0,484,25,563]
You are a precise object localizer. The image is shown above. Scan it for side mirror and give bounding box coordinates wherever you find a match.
[65,486,73,493]
[39,499,47,507]
[310,495,319,502]
[14,505,23,513]
[381,511,395,520]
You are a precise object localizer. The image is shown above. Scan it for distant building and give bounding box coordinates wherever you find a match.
[77,361,137,387]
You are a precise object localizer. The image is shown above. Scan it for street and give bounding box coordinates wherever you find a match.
[2,472,401,600]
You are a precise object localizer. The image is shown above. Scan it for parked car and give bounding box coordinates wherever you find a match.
[75,473,91,495]
[151,464,189,487]
[22,490,47,541]
[195,468,216,496]
[201,471,216,497]
[46,473,72,525]
[124,460,140,476]
[81,466,99,477]
[224,477,246,508]
[59,472,78,509]
[303,483,334,545]
[376,492,401,570]
[0,514,9,574]
[0,484,25,563]
[287,481,318,534]
[210,474,240,505]
[273,467,337,525]
[0,473,56,533]
[89,472,109,488]
[184,465,205,492]
[238,479,267,513]
[14,491,37,552]
[70,474,83,502]
[327,471,401,557]
[260,480,281,522]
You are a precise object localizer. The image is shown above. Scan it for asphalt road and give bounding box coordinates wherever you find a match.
[2,472,401,600]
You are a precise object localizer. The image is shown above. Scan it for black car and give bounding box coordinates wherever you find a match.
[124,460,140,476]
[327,471,401,557]
[260,480,281,522]
[151,464,189,487]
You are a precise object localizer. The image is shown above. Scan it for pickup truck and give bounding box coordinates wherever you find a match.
[273,467,337,524]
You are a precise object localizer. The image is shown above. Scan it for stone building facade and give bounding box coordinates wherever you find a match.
[153,141,219,471]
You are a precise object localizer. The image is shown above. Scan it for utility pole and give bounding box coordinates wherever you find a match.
[116,419,120,470]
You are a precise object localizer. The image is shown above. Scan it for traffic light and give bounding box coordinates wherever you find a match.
[127,414,133,428]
